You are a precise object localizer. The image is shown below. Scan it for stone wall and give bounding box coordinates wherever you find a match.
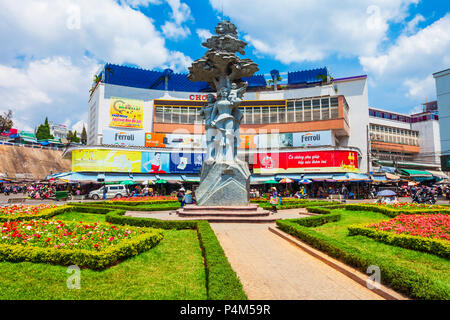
[0,145,71,180]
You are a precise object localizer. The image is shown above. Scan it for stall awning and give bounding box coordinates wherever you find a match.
[426,170,449,180]
[371,175,388,183]
[303,174,334,181]
[398,169,434,182]
[385,173,401,180]
[274,174,304,181]
[182,175,200,183]
[251,175,276,184]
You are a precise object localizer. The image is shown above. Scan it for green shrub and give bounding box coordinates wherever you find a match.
[288,213,341,227]
[344,204,450,218]
[348,225,450,259]
[0,227,163,270]
[70,202,180,212]
[197,221,247,300]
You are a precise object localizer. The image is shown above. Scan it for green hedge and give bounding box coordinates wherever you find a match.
[0,226,163,270]
[277,218,450,300]
[105,209,197,230]
[257,200,340,210]
[306,205,344,215]
[197,221,247,300]
[348,224,450,259]
[98,200,179,206]
[287,213,341,227]
[344,204,450,218]
[105,209,247,300]
[0,206,73,222]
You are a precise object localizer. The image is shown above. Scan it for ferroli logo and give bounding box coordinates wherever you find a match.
[301,133,321,143]
[115,132,134,141]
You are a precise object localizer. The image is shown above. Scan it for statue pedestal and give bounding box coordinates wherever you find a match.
[195,159,250,206]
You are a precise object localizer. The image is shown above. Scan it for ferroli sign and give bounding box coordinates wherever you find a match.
[293,130,333,147]
[102,128,145,147]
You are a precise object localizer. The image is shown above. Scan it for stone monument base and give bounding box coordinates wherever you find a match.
[195,159,250,206]
[176,204,276,223]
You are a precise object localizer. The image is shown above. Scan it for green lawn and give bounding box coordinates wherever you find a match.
[304,209,450,298]
[0,212,207,300]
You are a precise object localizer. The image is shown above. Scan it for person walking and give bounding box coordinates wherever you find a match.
[269,187,281,214]
[102,185,107,200]
[183,190,194,206]
[177,188,185,207]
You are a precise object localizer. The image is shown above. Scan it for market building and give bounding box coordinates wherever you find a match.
[60,63,447,188]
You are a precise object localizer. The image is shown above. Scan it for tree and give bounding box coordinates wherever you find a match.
[67,130,80,143]
[35,117,54,140]
[81,125,87,145]
[0,110,13,134]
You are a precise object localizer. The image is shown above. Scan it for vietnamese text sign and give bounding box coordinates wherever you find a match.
[253,150,358,174]
[109,97,143,129]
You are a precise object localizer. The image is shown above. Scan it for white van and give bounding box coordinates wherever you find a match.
[88,185,129,200]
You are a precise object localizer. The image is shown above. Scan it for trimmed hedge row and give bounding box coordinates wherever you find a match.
[344,204,450,218]
[306,205,344,215]
[0,206,73,222]
[286,213,341,227]
[348,224,450,259]
[103,209,247,300]
[257,200,340,210]
[0,225,163,270]
[277,217,450,300]
[197,221,247,300]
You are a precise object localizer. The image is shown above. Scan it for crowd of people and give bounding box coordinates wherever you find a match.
[0,183,60,199]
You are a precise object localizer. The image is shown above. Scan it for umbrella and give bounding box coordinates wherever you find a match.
[279,178,294,184]
[299,179,312,184]
[120,180,135,185]
[264,179,279,184]
[377,190,396,197]
[155,179,167,184]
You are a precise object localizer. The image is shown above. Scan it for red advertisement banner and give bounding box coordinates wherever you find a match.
[253,150,359,173]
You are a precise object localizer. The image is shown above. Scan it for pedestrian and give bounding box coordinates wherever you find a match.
[183,190,194,206]
[269,187,281,213]
[177,188,185,207]
[102,186,107,200]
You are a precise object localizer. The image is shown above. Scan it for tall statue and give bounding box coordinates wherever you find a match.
[188,21,258,206]
[199,94,219,161]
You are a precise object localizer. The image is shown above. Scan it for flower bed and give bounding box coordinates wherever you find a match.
[0,219,163,269]
[0,205,70,222]
[368,202,447,210]
[366,214,450,241]
[109,196,177,202]
[0,204,58,217]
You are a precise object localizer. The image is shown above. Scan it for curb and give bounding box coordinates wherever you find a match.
[268,226,409,300]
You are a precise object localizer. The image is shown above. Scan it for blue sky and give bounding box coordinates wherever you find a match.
[0,0,449,132]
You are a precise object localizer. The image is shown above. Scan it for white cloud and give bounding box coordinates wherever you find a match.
[196,28,213,42]
[209,0,419,63]
[121,0,162,8]
[0,56,98,132]
[0,0,194,131]
[161,0,192,40]
[162,21,191,40]
[404,14,426,34]
[360,13,450,102]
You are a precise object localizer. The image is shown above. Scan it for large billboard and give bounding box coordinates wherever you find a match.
[253,150,359,174]
[109,97,143,129]
[72,149,142,173]
[103,128,145,147]
[73,149,203,174]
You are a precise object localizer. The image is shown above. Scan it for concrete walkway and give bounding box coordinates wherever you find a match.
[211,223,383,300]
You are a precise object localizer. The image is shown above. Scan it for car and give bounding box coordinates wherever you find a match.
[88,185,129,200]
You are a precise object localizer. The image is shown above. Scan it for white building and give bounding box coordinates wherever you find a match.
[433,68,450,172]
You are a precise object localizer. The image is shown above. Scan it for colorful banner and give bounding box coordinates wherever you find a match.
[169,153,204,173]
[109,97,143,129]
[292,130,332,147]
[253,150,359,174]
[141,152,170,173]
[145,133,206,149]
[72,149,142,173]
[103,128,145,147]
